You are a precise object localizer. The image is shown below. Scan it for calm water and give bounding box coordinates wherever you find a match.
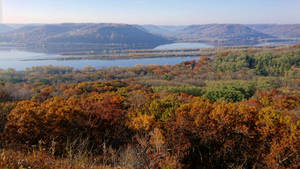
[0,50,201,71]
[154,42,213,50]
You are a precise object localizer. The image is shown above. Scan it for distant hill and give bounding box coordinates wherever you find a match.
[0,23,171,53]
[141,25,186,37]
[0,23,86,43]
[141,24,300,42]
[248,24,300,38]
[0,23,299,53]
[6,24,40,29]
[177,24,272,41]
[0,24,14,33]
[46,23,170,44]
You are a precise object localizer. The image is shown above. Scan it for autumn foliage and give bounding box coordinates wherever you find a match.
[0,46,299,168]
[0,80,298,168]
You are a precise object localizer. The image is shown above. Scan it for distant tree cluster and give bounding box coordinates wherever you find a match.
[215,48,300,76]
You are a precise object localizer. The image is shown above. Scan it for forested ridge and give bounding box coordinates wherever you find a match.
[1,23,300,54]
[0,45,299,169]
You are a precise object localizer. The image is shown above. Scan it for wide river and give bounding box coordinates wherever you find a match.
[0,43,213,70]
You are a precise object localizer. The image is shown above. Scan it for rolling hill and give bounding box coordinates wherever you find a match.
[0,23,299,53]
[0,23,86,43]
[140,25,186,37]
[0,23,171,53]
[177,24,273,41]
[141,24,300,43]
[248,24,300,38]
[46,23,171,44]
[0,24,14,33]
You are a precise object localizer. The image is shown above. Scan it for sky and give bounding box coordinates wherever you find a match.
[2,0,300,25]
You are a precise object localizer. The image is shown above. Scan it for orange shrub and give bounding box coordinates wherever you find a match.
[4,92,130,153]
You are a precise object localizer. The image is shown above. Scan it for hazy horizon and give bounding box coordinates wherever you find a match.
[3,0,300,25]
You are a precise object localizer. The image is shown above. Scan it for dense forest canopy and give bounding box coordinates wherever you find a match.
[0,45,299,168]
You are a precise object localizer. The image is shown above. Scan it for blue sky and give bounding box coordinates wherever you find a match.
[3,0,300,25]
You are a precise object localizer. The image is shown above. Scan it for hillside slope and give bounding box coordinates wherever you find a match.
[141,25,186,37]
[0,23,171,53]
[0,24,14,33]
[46,23,170,44]
[177,24,272,40]
[248,24,300,38]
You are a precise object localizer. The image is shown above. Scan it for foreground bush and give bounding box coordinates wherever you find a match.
[4,92,131,154]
